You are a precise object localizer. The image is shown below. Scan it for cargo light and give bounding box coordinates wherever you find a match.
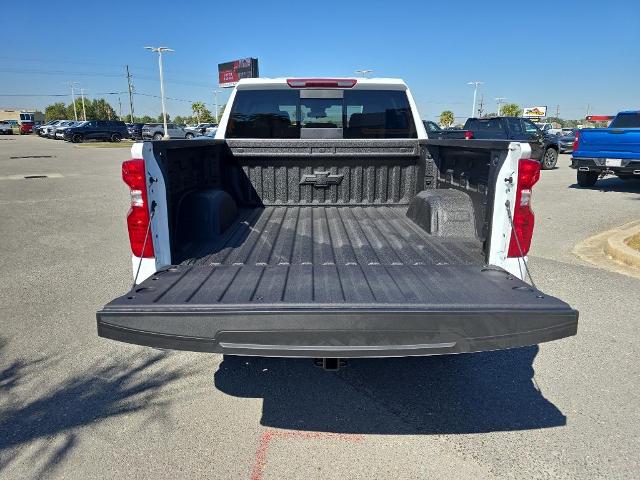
[286,78,357,88]
[572,130,581,151]
[508,159,540,258]
[122,159,154,258]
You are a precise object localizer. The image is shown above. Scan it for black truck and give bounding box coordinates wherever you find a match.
[96,78,577,365]
[431,116,561,169]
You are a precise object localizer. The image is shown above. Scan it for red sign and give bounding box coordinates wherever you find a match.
[218,58,259,88]
[586,115,614,121]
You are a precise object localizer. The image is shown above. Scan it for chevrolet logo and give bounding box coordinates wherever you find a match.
[300,171,344,188]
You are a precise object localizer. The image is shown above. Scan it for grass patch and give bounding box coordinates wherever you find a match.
[625,232,640,252]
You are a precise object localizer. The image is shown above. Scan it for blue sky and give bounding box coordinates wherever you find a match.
[2,0,639,121]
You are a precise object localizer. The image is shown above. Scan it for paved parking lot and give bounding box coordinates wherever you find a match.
[1,134,639,479]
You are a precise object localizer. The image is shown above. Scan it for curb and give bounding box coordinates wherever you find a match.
[604,222,640,269]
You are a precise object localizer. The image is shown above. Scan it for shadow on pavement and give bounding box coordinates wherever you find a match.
[0,340,189,478]
[569,177,640,194]
[215,346,565,434]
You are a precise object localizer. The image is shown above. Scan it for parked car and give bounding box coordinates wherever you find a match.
[422,120,442,134]
[0,121,13,134]
[186,122,217,135]
[19,121,34,135]
[35,120,60,136]
[571,110,640,187]
[51,120,79,139]
[41,120,66,137]
[96,77,577,365]
[142,123,195,140]
[193,127,218,140]
[63,120,129,143]
[431,116,560,169]
[126,123,145,140]
[547,128,577,154]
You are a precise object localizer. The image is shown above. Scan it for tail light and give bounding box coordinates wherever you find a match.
[464,131,474,139]
[572,130,580,151]
[286,78,357,88]
[122,159,154,258]
[508,159,541,257]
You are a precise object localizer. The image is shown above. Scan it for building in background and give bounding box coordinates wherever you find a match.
[0,109,45,124]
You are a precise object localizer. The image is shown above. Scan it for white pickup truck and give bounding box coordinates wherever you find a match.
[97,77,577,363]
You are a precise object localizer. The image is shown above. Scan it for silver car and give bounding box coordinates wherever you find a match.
[142,123,197,140]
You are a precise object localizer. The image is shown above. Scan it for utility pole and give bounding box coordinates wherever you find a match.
[556,104,560,118]
[477,94,484,117]
[68,82,79,120]
[118,96,122,119]
[495,97,507,116]
[467,81,483,118]
[80,88,87,121]
[126,65,135,123]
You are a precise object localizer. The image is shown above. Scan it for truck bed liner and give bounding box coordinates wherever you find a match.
[177,206,483,267]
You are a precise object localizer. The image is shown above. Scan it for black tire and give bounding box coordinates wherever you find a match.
[185,132,194,139]
[153,133,163,140]
[72,133,83,144]
[542,148,558,170]
[110,133,122,143]
[577,170,598,187]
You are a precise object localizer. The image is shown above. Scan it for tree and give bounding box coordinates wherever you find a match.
[439,110,454,128]
[191,102,213,123]
[139,115,155,124]
[501,103,522,117]
[45,102,67,121]
[92,99,117,120]
[156,113,170,123]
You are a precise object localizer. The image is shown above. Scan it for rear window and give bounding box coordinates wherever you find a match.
[465,118,508,138]
[226,89,416,139]
[610,112,640,129]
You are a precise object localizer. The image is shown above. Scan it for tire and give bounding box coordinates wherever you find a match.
[185,132,194,139]
[577,170,598,187]
[153,133,163,140]
[110,133,122,143]
[542,148,558,170]
[72,133,83,144]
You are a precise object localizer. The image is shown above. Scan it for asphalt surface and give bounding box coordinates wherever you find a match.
[1,135,638,479]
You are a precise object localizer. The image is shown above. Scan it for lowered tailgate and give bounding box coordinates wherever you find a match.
[97,264,578,357]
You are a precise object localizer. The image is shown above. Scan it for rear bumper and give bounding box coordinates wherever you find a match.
[571,157,640,174]
[97,307,578,358]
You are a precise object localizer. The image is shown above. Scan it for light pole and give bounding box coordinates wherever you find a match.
[145,46,174,139]
[495,97,507,116]
[467,81,483,118]
[68,81,80,120]
[213,90,222,122]
[355,69,373,77]
[80,88,87,121]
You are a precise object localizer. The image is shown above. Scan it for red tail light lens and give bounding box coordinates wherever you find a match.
[508,159,541,258]
[122,159,154,258]
[286,78,357,88]
[464,131,474,139]
[572,130,580,151]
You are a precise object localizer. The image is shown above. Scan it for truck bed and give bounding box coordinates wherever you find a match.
[177,206,483,268]
[98,205,577,357]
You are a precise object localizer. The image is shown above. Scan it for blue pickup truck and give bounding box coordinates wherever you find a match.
[571,111,640,187]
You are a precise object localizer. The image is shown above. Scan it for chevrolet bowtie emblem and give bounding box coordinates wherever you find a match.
[300,171,344,188]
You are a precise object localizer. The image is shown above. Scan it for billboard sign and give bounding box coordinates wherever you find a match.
[523,106,547,118]
[218,58,259,88]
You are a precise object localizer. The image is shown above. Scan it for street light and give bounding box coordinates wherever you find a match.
[355,69,373,77]
[145,46,174,139]
[80,88,87,121]
[213,90,222,122]
[495,97,507,116]
[467,81,483,118]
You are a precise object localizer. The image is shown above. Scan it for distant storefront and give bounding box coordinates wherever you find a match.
[0,109,45,124]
